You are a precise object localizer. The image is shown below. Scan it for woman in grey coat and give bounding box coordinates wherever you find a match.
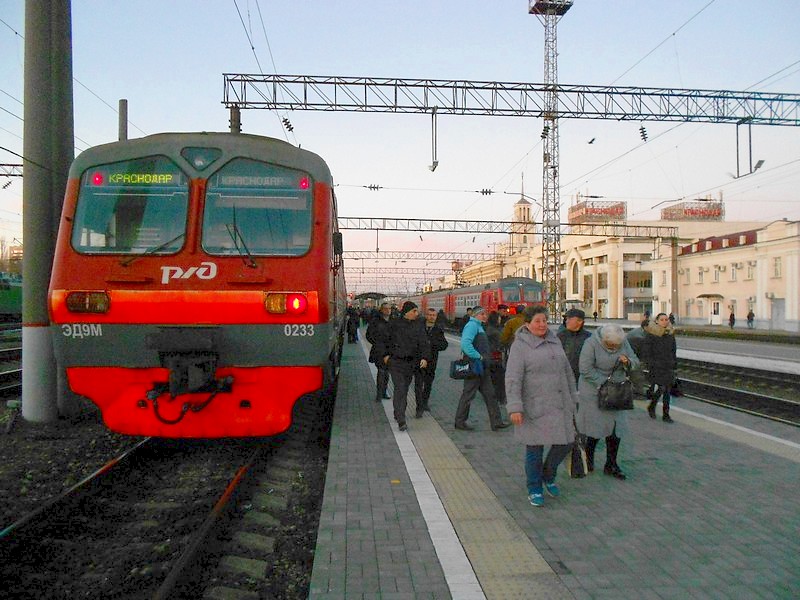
[506,306,579,507]
[576,325,639,480]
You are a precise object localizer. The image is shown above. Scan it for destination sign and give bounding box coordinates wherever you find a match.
[83,156,186,188]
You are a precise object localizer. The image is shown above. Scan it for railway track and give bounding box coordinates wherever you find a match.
[0,391,334,598]
[676,378,800,427]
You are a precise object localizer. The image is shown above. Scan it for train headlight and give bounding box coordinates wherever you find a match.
[65,291,111,313]
[265,292,308,315]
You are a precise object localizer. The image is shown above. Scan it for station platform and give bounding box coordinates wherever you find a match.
[309,334,800,599]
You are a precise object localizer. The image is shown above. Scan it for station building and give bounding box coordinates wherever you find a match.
[427,197,800,332]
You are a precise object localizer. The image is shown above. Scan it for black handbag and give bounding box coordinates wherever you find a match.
[597,360,634,411]
[449,357,478,380]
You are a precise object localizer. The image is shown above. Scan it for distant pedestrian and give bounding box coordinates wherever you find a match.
[729,311,736,329]
[498,304,511,326]
[592,310,598,322]
[668,312,675,326]
[346,305,360,343]
[486,311,506,404]
[506,305,579,507]
[557,308,591,385]
[500,304,527,349]
[378,301,431,431]
[626,319,651,398]
[642,313,677,423]
[366,302,393,402]
[415,307,449,416]
[454,307,510,432]
[746,309,755,329]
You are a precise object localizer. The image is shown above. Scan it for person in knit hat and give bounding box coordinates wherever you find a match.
[454,306,510,432]
[377,301,431,431]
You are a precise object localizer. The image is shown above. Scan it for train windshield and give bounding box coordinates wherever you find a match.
[500,282,542,303]
[202,158,313,256]
[71,156,189,254]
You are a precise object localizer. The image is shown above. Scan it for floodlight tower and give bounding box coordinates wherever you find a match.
[529,0,572,320]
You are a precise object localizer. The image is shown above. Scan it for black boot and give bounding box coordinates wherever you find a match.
[585,436,598,473]
[647,399,657,419]
[662,399,674,423]
[603,434,626,480]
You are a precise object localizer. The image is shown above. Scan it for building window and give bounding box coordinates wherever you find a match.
[698,269,704,284]
[746,264,755,280]
[598,272,608,289]
[713,267,720,283]
[684,268,690,285]
[730,265,737,281]
[661,270,667,286]
[597,255,608,264]
[773,257,782,278]
[571,262,579,294]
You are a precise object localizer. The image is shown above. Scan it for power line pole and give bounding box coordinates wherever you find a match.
[530,0,572,320]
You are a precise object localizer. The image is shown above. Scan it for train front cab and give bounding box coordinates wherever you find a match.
[48,133,345,438]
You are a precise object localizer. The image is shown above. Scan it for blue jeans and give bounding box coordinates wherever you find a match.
[525,444,572,494]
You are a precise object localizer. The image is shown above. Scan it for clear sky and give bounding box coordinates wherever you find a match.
[1,1,798,293]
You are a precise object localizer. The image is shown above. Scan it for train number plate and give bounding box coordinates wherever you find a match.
[283,324,315,337]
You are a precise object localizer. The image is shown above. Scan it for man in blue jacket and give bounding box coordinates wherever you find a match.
[454,307,510,431]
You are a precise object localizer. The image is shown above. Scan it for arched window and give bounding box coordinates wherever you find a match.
[571,261,579,294]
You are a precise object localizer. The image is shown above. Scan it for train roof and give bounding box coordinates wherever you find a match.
[417,277,541,297]
[69,132,333,184]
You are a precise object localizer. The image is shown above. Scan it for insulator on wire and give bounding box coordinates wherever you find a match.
[639,125,648,142]
[479,189,493,195]
[282,118,294,132]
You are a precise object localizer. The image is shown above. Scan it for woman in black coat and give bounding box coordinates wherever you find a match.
[642,313,677,423]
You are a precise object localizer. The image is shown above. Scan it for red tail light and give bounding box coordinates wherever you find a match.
[265,292,308,315]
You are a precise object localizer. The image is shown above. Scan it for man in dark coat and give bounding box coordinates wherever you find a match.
[376,301,431,431]
[366,302,393,402]
[557,308,591,385]
[414,307,449,416]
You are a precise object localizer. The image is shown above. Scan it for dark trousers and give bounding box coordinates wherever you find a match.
[375,363,390,400]
[415,360,437,410]
[388,359,414,424]
[455,371,503,427]
[489,363,506,404]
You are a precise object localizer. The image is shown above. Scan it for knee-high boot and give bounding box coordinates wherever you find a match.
[603,434,626,480]
[585,436,599,473]
[662,398,673,423]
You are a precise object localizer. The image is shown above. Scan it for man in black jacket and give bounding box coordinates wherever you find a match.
[366,302,393,402]
[414,307,449,417]
[557,308,591,385]
[377,301,431,431]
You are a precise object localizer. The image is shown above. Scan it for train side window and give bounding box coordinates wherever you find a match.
[202,158,313,256]
[71,156,188,254]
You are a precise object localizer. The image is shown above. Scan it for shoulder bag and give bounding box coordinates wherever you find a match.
[449,356,479,380]
[597,360,634,411]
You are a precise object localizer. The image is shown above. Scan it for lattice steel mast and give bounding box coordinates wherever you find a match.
[530,0,572,320]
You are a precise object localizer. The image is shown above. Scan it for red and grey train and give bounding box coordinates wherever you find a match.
[403,277,546,322]
[48,132,346,438]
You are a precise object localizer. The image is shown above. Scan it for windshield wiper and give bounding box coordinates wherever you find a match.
[119,232,185,266]
[226,206,257,268]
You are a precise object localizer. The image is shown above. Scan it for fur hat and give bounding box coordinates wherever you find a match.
[565,308,586,320]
